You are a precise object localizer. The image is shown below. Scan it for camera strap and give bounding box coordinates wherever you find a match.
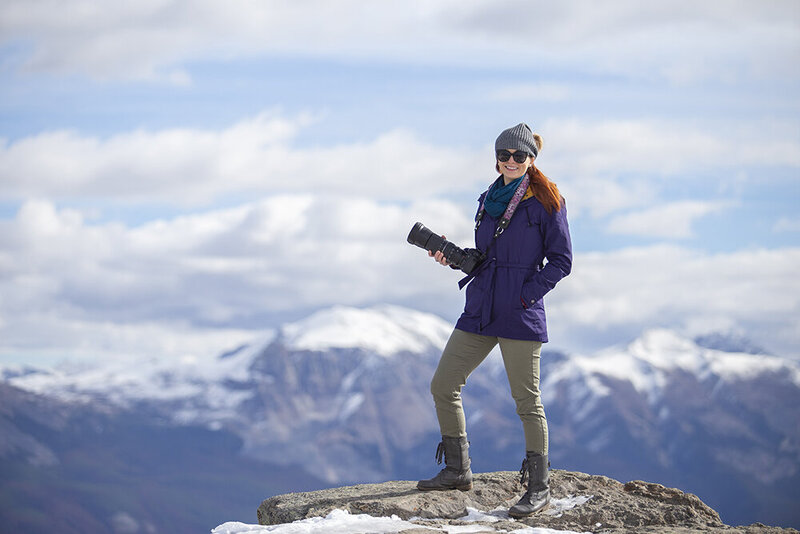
[475,173,530,239]
[459,174,531,291]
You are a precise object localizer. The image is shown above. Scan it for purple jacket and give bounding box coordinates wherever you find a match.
[454,191,572,342]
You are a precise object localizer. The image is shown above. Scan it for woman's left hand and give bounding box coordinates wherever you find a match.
[428,235,451,266]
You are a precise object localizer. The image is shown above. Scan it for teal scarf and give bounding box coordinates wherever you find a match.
[484,176,523,218]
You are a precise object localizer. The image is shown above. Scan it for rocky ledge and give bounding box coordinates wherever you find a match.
[257,470,797,533]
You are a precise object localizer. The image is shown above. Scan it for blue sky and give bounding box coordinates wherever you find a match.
[1,0,799,364]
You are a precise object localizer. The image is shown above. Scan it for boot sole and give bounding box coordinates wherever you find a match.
[416,482,473,492]
[508,501,549,518]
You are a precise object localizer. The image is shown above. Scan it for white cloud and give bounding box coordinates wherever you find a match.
[1,0,797,83]
[2,112,797,222]
[537,116,799,220]
[0,112,307,202]
[542,117,800,179]
[545,244,800,357]
[0,311,256,368]
[0,196,474,364]
[0,111,487,205]
[471,1,800,84]
[1,198,799,365]
[1,2,798,367]
[606,201,732,239]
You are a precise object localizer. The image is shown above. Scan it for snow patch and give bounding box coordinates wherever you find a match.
[545,495,594,517]
[219,507,596,534]
[338,393,365,422]
[459,506,505,522]
[212,509,430,533]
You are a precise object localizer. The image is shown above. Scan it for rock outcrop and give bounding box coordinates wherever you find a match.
[257,470,797,533]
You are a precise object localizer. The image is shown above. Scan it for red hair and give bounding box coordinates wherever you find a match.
[527,164,562,215]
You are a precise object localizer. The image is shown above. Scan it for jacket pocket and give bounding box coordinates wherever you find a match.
[463,275,485,317]
[509,270,527,310]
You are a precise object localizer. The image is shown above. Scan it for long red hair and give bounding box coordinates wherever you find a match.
[526,164,562,215]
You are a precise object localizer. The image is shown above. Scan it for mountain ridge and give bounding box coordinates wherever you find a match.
[4,305,794,411]
[2,304,799,530]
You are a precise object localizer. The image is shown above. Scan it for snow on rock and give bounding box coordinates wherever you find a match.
[250,469,729,534]
[279,304,452,356]
[213,507,593,534]
[337,393,365,422]
[545,495,594,517]
[212,509,430,534]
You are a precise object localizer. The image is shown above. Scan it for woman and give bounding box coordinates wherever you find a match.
[417,123,572,518]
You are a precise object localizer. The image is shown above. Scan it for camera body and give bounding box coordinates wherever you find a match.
[407,222,484,275]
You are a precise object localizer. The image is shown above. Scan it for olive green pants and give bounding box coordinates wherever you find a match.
[430,328,548,455]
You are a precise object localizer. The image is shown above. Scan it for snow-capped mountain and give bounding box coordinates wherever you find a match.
[4,306,439,423]
[279,304,453,356]
[544,328,800,425]
[6,305,450,407]
[540,329,800,528]
[2,305,799,530]
[3,305,457,483]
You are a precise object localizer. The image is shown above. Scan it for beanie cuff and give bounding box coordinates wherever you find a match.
[495,123,538,158]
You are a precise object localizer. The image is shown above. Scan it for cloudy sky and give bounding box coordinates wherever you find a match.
[1,0,799,365]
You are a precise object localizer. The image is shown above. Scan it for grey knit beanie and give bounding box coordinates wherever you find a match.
[495,122,538,158]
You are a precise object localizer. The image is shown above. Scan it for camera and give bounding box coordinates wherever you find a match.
[407,222,484,275]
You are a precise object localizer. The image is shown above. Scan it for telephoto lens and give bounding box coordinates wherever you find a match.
[407,222,483,274]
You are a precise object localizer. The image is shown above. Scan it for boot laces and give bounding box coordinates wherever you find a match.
[519,457,529,487]
[435,441,445,465]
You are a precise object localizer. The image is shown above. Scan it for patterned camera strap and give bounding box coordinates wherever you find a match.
[458,174,531,291]
[475,173,531,239]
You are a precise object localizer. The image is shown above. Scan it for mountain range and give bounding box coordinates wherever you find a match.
[2,304,798,532]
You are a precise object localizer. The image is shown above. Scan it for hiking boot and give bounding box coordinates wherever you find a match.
[417,436,473,491]
[508,451,550,517]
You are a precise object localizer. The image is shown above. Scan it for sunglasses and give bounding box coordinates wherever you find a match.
[496,149,530,164]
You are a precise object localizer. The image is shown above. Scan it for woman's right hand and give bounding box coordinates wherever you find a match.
[428,235,451,266]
